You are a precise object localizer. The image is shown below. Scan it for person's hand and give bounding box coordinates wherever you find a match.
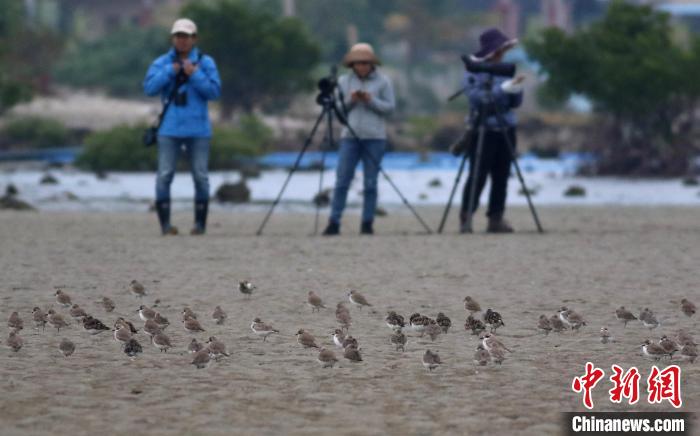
[351,91,362,103]
[172,62,181,74]
[182,60,198,76]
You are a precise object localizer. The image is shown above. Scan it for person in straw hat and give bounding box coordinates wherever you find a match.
[143,18,221,236]
[323,43,396,236]
[459,28,525,234]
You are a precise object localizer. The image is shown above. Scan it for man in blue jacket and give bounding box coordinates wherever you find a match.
[143,18,221,235]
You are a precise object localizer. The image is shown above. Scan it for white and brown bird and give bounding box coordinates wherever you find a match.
[463,296,481,314]
[680,298,696,318]
[137,305,156,322]
[188,338,204,354]
[55,289,72,307]
[124,338,142,358]
[436,313,452,333]
[348,290,371,309]
[615,306,637,327]
[332,329,346,348]
[142,319,161,337]
[101,297,115,313]
[391,329,407,352]
[297,329,320,348]
[408,313,429,336]
[344,345,363,362]
[317,348,338,368]
[538,315,552,336]
[206,336,229,359]
[385,311,405,330]
[307,291,326,312]
[115,317,138,334]
[129,280,146,298]
[642,339,668,361]
[559,307,586,331]
[6,330,23,352]
[32,307,47,331]
[181,307,197,321]
[59,338,75,357]
[69,304,88,319]
[659,336,679,357]
[47,309,69,332]
[212,306,227,325]
[641,311,659,331]
[191,348,211,369]
[183,316,205,333]
[151,331,172,352]
[600,326,612,344]
[113,325,132,346]
[422,349,442,372]
[481,332,512,353]
[474,345,491,366]
[8,312,23,330]
[239,280,256,298]
[250,318,279,341]
[550,314,566,333]
[83,316,110,335]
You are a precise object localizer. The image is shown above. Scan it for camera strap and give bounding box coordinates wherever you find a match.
[154,52,204,130]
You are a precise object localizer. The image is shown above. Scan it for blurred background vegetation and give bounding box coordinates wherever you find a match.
[2,0,700,175]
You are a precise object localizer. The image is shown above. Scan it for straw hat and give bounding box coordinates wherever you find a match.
[343,43,381,67]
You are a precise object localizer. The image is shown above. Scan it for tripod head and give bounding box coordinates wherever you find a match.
[316,66,339,107]
[461,55,516,78]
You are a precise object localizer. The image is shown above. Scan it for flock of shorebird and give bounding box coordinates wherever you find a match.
[3,280,698,370]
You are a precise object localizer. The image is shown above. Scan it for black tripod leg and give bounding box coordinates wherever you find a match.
[313,108,333,235]
[494,115,544,234]
[438,149,469,234]
[256,109,327,236]
[339,118,433,234]
[465,123,487,232]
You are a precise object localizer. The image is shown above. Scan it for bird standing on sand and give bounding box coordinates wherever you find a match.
[464,296,481,314]
[425,321,442,342]
[47,310,69,332]
[143,319,161,337]
[83,316,110,335]
[212,306,227,325]
[154,312,169,329]
[550,315,566,333]
[115,317,138,334]
[317,348,338,368]
[615,306,637,328]
[559,307,586,331]
[465,315,486,336]
[484,309,505,332]
[101,297,116,313]
[680,298,696,318]
[183,316,205,333]
[436,313,451,333]
[55,289,72,307]
[8,312,23,330]
[537,315,552,336]
[641,340,668,361]
[113,325,132,346]
[32,307,47,331]
[206,336,230,359]
[129,280,146,298]
[344,345,363,362]
[391,329,407,352]
[336,303,352,331]
[307,291,326,312]
[680,343,697,363]
[59,338,75,357]
[385,311,405,330]
[191,348,211,369]
[297,329,320,348]
[600,327,612,344]
[422,350,442,372]
[250,318,279,341]
[239,280,256,298]
[137,305,156,321]
[6,330,23,352]
[69,304,88,319]
[152,331,172,352]
[124,338,143,358]
[659,336,679,357]
[348,290,372,309]
[188,338,204,354]
[474,345,491,366]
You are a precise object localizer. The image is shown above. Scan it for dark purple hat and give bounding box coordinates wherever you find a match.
[472,28,518,61]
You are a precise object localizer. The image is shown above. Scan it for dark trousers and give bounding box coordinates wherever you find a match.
[461,128,515,219]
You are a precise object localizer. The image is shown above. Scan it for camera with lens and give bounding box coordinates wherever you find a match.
[173,60,190,106]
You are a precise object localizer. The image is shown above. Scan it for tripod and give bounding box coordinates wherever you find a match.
[256,69,433,236]
[438,75,543,234]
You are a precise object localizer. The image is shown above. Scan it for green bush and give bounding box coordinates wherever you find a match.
[1,117,70,148]
[76,116,272,172]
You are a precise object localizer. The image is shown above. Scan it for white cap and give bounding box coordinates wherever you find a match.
[171,18,197,35]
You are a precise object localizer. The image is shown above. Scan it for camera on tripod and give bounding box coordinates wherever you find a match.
[316,66,338,106]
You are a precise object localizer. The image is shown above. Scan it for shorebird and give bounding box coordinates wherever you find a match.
[297,329,320,348]
[436,313,452,333]
[59,338,75,357]
[675,329,696,346]
[538,315,552,336]
[151,331,172,352]
[484,308,505,332]
[82,316,110,335]
[332,329,346,348]
[307,291,326,312]
[55,289,72,307]
[463,296,481,314]
[474,345,491,366]
[137,305,156,322]
[239,280,256,298]
[212,306,227,325]
[408,313,429,336]
[348,290,372,309]
[465,315,486,336]
[47,310,69,332]
[422,349,442,372]
[143,319,161,337]
[481,332,512,353]
[680,343,697,363]
[559,307,586,331]
[343,345,362,362]
[659,336,679,357]
[425,322,442,342]
[391,329,407,351]
[641,311,659,332]
[615,306,637,328]
[113,325,132,346]
[317,348,338,368]
[336,303,352,331]
[188,338,204,354]
[6,330,23,352]
[115,317,138,334]
[385,311,405,330]
[8,312,23,330]
[191,348,211,369]
[129,280,146,298]
[154,312,169,329]
[600,327,612,344]
[32,307,47,331]
[680,298,696,318]
[641,340,668,361]
[69,304,88,319]
[183,316,205,333]
[206,336,230,359]
[124,338,142,358]
[101,297,115,313]
[550,314,566,333]
[250,318,279,341]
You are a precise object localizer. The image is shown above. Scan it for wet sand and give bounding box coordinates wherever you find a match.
[0,207,698,435]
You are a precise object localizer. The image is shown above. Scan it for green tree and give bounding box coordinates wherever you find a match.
[54,26,169,97]
[182,0,321,116]
[526,1,700,175]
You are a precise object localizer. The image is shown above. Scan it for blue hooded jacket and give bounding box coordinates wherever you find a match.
[143,47,221,138]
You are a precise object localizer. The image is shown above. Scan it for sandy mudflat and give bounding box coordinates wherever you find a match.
[0,207,698,436]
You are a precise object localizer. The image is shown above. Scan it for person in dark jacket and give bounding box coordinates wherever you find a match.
[460,28,524,233]
[143,18,221,235]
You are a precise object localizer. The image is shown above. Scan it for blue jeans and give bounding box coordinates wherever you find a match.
[156,136,210,203]
[330,138,386,224]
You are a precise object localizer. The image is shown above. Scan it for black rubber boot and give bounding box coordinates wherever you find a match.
[360,221,374,235]
[191,200,209,235]
[322,221,340,236]
[459,211,473,234]
[156,200,178,235]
